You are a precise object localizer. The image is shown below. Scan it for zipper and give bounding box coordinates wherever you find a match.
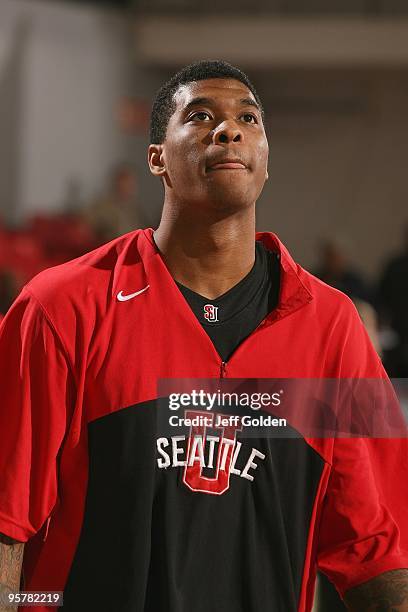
[216,318,275,377]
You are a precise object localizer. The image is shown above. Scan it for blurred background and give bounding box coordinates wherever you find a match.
[1,0,407,608]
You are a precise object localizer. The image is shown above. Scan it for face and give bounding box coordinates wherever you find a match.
[148,78,269,214]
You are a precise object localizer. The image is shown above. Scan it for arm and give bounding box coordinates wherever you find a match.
[0,533,24,612]
[344,569,408,611]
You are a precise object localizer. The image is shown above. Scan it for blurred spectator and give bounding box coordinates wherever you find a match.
[314,237,373,304]
[0,211,99,314]
[0,226,47,290]
[83,163,145,243]
[353,298,382,357]
[61,177,84,214]
[28,212,97,264]
[377,223,408,376]
[0,270,19,315]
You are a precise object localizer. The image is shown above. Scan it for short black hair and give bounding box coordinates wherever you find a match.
[150,59,264,144]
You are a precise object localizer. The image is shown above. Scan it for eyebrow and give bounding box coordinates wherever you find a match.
[239,98,261,112]
[183,96,261,113]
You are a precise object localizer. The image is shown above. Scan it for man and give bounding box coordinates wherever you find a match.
[378,222,408,376]
[83,163,146,244]
[0,60,407,612]
[314,237,373,304]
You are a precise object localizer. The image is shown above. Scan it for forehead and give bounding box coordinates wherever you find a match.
[173,78,255,110]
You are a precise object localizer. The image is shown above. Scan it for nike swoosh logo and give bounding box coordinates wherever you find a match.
[117,285,150,301]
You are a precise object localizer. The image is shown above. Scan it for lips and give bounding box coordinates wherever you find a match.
[207,158,247,171]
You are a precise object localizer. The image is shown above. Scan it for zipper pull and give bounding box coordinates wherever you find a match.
[220,361,227,378]
[42,515,52,542]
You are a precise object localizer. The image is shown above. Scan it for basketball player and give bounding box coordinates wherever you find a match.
[0,61,407,612]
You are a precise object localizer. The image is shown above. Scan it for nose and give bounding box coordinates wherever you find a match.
[212,121,243,145]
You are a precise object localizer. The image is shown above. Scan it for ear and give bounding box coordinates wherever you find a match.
[148,144,166,177]
[265,168,269,181]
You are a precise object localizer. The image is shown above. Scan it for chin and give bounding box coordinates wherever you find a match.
[209,194,254,215]
[206,171,264,204]
[206,183,256,210]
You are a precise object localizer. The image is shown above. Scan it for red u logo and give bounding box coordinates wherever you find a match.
[183,410,243,495]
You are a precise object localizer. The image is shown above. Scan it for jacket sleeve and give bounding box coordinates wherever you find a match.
[0,288,75,542]
[317,435,408,598]
[317,299,408,598]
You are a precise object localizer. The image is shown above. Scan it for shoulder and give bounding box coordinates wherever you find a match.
[300,268,382,375]
[299,265,360,322]
[24,229,145,310]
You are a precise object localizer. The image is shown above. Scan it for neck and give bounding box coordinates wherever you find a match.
[153,203,256,299]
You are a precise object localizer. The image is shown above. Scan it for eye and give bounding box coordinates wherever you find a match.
[189,111,212,121]
[241,113,257,124]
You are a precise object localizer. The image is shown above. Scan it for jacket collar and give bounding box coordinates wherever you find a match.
[255,231,313,324]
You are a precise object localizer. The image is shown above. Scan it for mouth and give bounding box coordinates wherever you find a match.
[207,158,247,171]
